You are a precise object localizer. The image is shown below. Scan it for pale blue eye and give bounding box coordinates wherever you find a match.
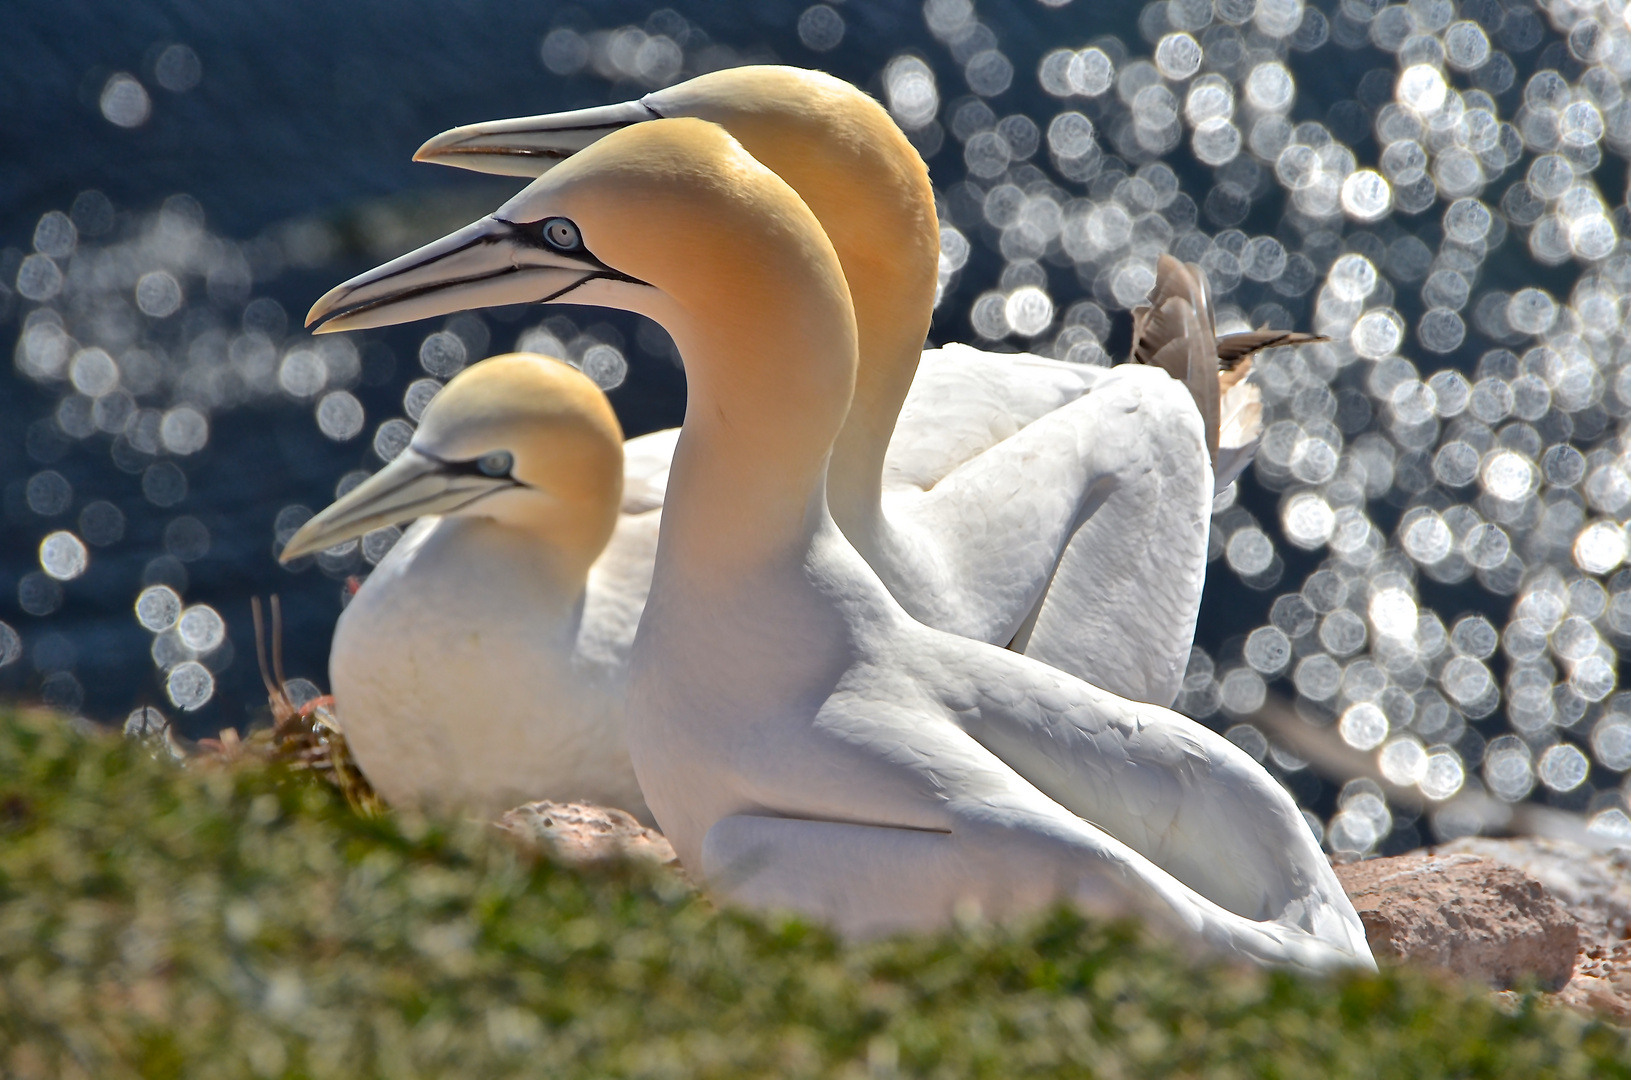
[478,451,513,477]
[542,217,582,251]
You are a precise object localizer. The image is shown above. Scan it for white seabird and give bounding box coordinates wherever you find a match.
[306,117,1373,973]
[279,353,657,820]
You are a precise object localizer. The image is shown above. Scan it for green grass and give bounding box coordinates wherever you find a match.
[0,709,1625,1078]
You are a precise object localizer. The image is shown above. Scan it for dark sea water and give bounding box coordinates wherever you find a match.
[5,0,1629,852]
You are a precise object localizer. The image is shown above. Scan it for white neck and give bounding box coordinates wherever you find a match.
[654,299,849,582]
[614,277,863,759]
[596,235,856,588]
[421,514,590,614]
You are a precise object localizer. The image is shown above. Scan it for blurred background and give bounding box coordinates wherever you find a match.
[3,0,1629,858]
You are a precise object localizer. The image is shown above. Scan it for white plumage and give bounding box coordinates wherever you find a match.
[290,66,1296,822]
[307,117,1373,973]
[413,64,1260,706]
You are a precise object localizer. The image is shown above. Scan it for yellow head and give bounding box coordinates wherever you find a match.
[279,353,623,574]
[644,68,939,391]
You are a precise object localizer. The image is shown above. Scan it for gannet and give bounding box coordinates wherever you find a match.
[409,65,1300,706]
[307,118,1373,973]
[278,353,657,820]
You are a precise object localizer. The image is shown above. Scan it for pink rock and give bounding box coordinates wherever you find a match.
[1442,836,1631,1024]
[497,800,681,869]
[1441,837,1631,956]
[1335,850,1578,991]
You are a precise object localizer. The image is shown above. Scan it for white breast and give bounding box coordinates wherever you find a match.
[330,512,654,821]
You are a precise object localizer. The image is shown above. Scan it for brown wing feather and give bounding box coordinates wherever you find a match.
[1215,330,1330,369]
[1131,298,1194,381]
[1129,255,1327,467]
[1184,258,1215,339]
[1144,253,1195,312]
[1132,256,1207,376]
[1129,303,1159,370]
[1130,254,1220,458]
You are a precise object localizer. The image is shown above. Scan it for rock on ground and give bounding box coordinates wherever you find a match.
[497,800,681,869]
[1334,850,1579,991]
[1338,838,1631,1024]
[1441,837,1631,1024]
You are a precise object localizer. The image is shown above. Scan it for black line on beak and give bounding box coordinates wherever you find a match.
[318,264,525,327]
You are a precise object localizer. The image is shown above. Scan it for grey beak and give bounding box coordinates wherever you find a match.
[413,99,660,178]
[278,448,516,562]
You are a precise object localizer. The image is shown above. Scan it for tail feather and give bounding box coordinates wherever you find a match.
[1215,376,1263,491]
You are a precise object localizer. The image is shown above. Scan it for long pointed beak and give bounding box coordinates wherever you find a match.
[278,448,517,562]
[413,99,660,178]
[306,215,612,334]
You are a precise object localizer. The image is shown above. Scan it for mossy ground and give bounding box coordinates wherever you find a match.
[0,709,1625,1078]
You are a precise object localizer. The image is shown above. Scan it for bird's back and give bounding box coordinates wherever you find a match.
[883,344,1101,492]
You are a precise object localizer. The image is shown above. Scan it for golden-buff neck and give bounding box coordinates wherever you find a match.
[651,67,938,531]
[541,119,859,571]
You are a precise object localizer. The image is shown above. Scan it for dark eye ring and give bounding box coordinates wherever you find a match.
[541,217,582,252]
[477,451,514,477]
